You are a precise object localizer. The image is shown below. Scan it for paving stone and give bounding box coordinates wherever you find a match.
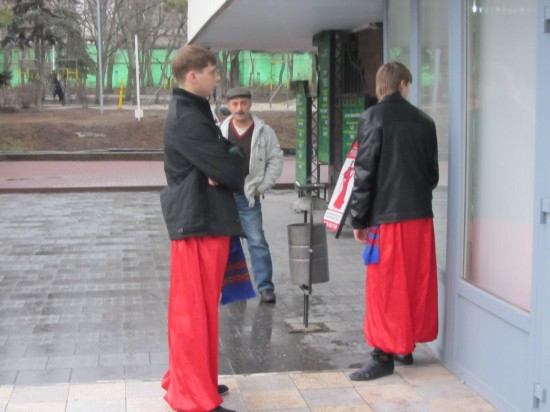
[15,368,71,385]
[69,366,125,383]
[0,190,440,386]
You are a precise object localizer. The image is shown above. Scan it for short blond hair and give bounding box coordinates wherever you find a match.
[375,61,413,100]
[170,45,217,82]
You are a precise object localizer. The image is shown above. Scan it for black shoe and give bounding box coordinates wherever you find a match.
[349,359,394,381]
[260,290,276,303]
[211,406,235,412]
[393,352,414,365]
[218,384,229,396]
[349,349,394,381]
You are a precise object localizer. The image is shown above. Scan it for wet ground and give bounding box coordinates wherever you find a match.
[0,189,397,385]
[0,164,498,411]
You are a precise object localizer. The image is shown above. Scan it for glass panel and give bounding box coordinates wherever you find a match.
[420,0,449,270]
[387,0,411,65]
[465,0,536,311]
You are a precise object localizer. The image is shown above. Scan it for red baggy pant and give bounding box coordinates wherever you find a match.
[162,236,230,412]
[364,218,438,355]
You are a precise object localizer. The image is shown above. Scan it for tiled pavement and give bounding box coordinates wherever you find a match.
[0,162,494,411]
[0,367,497,411]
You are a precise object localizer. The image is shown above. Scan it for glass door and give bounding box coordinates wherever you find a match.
[464,0,536,311]
[452,1,538,409]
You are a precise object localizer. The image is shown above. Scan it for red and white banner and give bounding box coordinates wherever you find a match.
[323,140,358,231]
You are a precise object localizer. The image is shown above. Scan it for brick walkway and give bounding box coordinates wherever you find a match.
[0,159,491,411]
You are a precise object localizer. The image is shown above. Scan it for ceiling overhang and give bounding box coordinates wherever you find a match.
[188,0,384,52]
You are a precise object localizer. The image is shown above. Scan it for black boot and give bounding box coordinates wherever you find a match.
[211,406,236,412]
[349,348,394,381]
[218,384,229,396]
[393,352,414,365]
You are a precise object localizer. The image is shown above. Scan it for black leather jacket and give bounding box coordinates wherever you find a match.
[350,92,439,229]
[160,88,246,240]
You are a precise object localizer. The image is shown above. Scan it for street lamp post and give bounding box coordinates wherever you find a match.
[96,0,104,113]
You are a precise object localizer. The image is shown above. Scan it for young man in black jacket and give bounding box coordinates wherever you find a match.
[349,61,439,381]
[159,44,245,412]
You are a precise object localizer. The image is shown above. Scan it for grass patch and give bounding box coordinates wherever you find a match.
[0,138,31,151]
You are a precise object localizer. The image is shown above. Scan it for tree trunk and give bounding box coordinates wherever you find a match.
[125,39,136,103]
[35,40,45,110]
[106,54,115,92]
[248,54,255,88]
[287,53,294,83]
[219,50,229,96]
[154,52,172,104]
[3,49,12,74]
[229,50,240,88]
[145,51,154,88]
[154,60,167,105]
[278,54,286,86]
[125,69,133,102]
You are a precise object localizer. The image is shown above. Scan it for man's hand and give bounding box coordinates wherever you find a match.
[353,228,369,244]
[208,178,218,186]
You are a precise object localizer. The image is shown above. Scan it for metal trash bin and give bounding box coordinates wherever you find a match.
[287,222,329,285]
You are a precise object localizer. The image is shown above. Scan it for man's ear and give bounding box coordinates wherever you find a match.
[186,70,196,84]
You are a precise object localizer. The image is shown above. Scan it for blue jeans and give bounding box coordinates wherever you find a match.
[234,194,274,293]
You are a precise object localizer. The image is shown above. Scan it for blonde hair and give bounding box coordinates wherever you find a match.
[375,61,413,100]
[170,45,217,82]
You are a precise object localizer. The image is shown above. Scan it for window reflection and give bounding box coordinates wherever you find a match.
[465,0,535,311]
[388,0,411,65]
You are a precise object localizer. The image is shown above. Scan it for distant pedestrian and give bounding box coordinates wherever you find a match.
[349,61,439,381]
[159,44,245,412]
[220,87,284,303]
[52,74,65,105]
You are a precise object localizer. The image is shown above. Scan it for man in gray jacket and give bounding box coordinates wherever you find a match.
[220,87,284,303]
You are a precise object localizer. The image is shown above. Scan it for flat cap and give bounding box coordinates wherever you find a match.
[226,87,251,100]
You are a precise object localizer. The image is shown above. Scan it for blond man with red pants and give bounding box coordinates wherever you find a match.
[160,45,246,412]
[349,61,439,381]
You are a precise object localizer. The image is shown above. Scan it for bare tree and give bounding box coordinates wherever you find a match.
[152,6,187,104]
[141,0,187,90]
[229,50,240,88]
[111,0,186,104]
[248,52,255,89]
[2,0,91,107]
[219,50,229,95]
[287,53,293,84]
[81,0,127,101]
[2,0,188,106]
[0,3,13,76]
[278,54,286,86]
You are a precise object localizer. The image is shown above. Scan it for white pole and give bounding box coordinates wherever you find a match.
[52,45,55,71]
[134,34,143,120]
[96,0,104,114]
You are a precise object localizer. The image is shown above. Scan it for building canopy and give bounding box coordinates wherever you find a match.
[188,0,384,52]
